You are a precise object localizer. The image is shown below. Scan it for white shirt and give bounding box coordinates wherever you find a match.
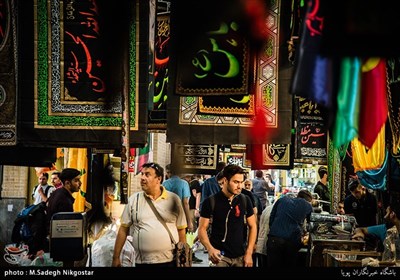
[32,184,55,205]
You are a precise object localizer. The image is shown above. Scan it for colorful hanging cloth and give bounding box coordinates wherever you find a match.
[351,125,385,173]
[356,150,388,191]
[332,57,361,148]
[358,58,388,148]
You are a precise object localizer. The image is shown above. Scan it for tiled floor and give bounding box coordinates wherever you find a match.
[192,244,210,267]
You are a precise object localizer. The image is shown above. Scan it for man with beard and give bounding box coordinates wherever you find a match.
[198,164,257,267]
[352,203,400,258]
[344,178,378,227]
[313,166,330,213]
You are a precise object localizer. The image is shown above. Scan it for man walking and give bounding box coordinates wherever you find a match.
[198,164,257,267]
[112,162,187,267]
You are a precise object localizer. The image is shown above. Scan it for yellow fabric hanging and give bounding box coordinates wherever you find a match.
[67,148,88,212]
[56,148,64,159]
[351,125,385,173]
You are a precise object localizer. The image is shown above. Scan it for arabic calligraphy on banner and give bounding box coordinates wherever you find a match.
[298,122,327,158]
[148,0,171,129]
[34,0,134,129]
[296,97,327,160]
[300,123,325,146]
[170,144,218,173]
[0,0,17,146]
[298,96,324,121]
[173,0,251,96]
[263,144,292,168]
[198,94,255,116]
[224,152,246,167]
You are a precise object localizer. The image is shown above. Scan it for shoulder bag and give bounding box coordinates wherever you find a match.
[144,195,192,267]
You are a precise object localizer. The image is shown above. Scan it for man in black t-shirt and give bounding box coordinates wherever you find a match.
[313,166,330,213]
[198,165,257,267]
[344,178,378,227]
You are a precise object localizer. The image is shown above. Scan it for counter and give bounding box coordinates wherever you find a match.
[307,233,365,267]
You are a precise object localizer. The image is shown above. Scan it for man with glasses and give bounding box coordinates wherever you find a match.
[112,162,187,267]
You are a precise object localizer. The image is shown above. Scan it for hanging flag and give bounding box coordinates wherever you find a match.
[135,134,153,174]
[332,57,361,148]
[290,0,336,109]
[129,148,136,173]
[136,145,150,173]
[359,58,388,148]
[351,125,386,172]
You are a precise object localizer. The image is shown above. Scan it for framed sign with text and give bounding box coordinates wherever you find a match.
[295,97,328,161]
[224,152,247,167]
[170,143,219,174]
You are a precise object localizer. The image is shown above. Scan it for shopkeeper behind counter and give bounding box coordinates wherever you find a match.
[352,203,400,258]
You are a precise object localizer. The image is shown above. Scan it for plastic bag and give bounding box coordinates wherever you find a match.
[88,228,135,267]
[29,253,63,267]
[186,232,196,248]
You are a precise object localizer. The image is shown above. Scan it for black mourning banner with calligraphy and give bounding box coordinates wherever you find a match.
[148,0,171,130]
[18,0,147,149]
[0,0,17,146]
[295,97,327,160]
[170,143,218,174]
[167,0,292,145]
[298,122,327,157]
[170,0,253,96]
[248,143,294,170]
[263,144,293,169]
[224,152,246,168]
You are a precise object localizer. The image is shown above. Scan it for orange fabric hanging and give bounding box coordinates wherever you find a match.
[67,148,88,212]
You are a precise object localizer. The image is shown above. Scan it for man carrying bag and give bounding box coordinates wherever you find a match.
[112,162,187,267]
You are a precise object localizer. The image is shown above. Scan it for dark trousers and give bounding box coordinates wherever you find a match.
[255,253,267,267]
[267,236,299,267]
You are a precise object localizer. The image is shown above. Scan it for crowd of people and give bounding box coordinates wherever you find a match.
[21,162,399,268]
[22,168,85,262]
[112,163,316,267]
